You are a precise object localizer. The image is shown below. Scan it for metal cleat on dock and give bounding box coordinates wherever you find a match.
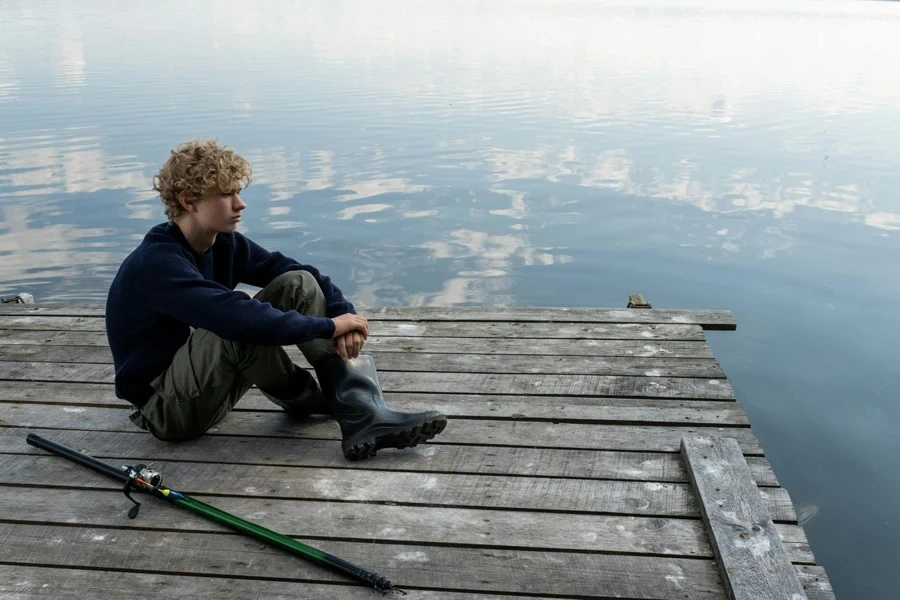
[0,293,34,304]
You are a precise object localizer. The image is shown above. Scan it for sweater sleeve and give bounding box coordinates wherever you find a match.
[141,246,336,344]
[235,234,356,318]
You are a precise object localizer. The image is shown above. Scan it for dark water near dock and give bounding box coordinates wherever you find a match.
[2,1,899,596]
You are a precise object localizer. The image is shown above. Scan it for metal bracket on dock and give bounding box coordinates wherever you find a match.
[626,293,652,309]
[0,293,34,304]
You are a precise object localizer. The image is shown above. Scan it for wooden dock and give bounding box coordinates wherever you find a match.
[0,303,834,599]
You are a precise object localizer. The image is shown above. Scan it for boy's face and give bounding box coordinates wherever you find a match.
[191,182,246,232]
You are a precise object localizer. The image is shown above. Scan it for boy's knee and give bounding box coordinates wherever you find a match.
[273,270,320,291]
[260,270,326,317]
[274,270,324,301]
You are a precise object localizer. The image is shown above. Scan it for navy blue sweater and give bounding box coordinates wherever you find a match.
[106,222,354,408]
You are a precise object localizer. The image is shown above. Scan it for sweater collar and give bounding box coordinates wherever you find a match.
[165,221,211,259]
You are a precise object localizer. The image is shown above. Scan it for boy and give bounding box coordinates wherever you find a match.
[106,139,446,460]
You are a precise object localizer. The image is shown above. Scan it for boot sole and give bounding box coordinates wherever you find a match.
[342,416,448,461]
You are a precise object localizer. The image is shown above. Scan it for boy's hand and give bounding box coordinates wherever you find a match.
[333,330,366,360]
[331,314,369,360]
[331,313,369,339]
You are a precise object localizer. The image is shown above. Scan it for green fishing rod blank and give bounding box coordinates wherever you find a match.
[25,432,406,595]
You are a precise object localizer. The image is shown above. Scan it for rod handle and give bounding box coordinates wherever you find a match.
[26,433,130,484]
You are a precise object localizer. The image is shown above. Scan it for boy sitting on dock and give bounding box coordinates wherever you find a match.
[105,139,446,459]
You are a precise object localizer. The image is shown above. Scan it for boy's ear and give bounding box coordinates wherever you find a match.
[179,191,195,213]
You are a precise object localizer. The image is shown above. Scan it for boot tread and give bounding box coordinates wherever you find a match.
[343,416,448,461]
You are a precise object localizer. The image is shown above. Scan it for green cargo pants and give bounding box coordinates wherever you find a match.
[129,270,335,441]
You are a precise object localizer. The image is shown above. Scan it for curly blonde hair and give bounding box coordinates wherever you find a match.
[153,139,252,221]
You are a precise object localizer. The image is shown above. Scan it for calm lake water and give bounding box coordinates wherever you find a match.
[2,0,899,596]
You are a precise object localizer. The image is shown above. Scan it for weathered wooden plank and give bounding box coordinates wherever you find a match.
[0,343,115,362]
[382,371,736,399]
[0,454,796,521]
[0,426,780,485]
[0,403,764,454]
[0,304,105,315]
[0,361,736,398]
[0,487,713,558]
[0,530,728,599]
[0,328,714,355]
[682,436,807,599]
[264,393,745,424]
[368,306,737,329]
[0,342,721,369]
[0,329,113,344]
[0,565,575,600]
[0,381,748,425]
[0,344,726,378]
[0,565,837,600]
[0,304,737,329]
[0,319,708,340]
[0,315,109,331]
[0,486,812,562]
[796,566,836,600]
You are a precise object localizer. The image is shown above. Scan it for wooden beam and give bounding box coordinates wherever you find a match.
[0,361,737,399]
[0,454,796,520]
[0,564,836,600]
[0,304,738,330]
[0,330,715,356]
[0,381,749,425]
[0,426,781,485]
[0,320,708,340]
[682,436,807,599]
[0,403,766,454]
[0,344,726,378]
[0,487,814,561]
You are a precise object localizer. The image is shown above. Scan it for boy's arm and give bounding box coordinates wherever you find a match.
[235,234,356,318]
[142,247,336,344]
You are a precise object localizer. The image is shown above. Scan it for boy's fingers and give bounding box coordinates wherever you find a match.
[335,336,348,360]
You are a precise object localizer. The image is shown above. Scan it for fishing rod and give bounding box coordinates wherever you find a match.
[25,433,406,595]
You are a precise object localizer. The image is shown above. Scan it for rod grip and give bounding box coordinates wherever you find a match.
[26,433,131,484]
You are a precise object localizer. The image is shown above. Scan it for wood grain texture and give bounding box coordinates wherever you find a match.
[682,436,807,599]
[0,381,749,425]
[0,525,728,599]
[0,319,708,340]
[0,304,737,329]
[0,427,780,485]
[0,454,797,521]
[378,371,735,399]
[0,486,812,562]
[0,302,833,598]
[0,564,579,600]
[0,360,736,398]
[0,329,714,355]
[0,344,726,378]
[0,402,764,454]
[0,564,836,600]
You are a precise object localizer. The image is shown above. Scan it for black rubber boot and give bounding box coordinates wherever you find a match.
[259,367,330,418]
[314,351,447,460]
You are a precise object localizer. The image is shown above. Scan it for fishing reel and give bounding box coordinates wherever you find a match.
[125,463,162,487]
[120,463,162,518]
